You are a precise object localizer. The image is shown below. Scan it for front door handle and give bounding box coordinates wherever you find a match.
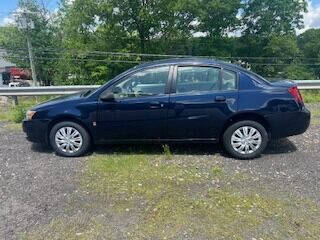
[215,96,226,102]
[150,101,164,109]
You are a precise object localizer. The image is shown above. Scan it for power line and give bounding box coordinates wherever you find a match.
[3,54,320,66]
[1,54,142,64]
[1,47,320,61]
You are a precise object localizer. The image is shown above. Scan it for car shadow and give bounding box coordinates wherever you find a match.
[31,143,54,154]
[94,142,224,156]
[31,138,297,158]
[94,138,297,157]
[265,138,297,155]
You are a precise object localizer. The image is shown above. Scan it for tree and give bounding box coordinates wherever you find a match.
[0,0,58,85]
[100,0,196,53]
[242,35,304,78]
[298,29,320,79]
[283,65,315,80]
[242,0,307,36]
[197,0,241,37]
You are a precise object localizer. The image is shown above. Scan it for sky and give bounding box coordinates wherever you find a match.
[0,0,319,33]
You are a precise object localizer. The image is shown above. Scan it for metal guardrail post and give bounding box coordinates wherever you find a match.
[12,96,19,106]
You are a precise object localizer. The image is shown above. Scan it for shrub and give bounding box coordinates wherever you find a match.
[12,105,27,123]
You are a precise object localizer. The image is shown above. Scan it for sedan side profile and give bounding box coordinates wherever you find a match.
[23,58,310,159]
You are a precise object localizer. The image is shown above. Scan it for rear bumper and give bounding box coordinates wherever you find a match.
[22,119,50,144]
[266,107,311,139]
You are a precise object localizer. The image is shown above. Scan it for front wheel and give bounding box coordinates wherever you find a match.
[223,120,268,160]
[49,121,91,157]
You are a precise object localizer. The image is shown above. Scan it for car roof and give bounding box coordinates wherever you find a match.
[134,58,248,72]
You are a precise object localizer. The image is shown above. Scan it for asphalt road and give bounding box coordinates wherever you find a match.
[0,106,319,239]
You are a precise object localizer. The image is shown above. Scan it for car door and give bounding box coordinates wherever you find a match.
[97,66,171,141]
[167,65,238,140]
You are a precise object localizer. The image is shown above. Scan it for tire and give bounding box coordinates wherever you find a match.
[49,121,91,157]
[223,120,268,160]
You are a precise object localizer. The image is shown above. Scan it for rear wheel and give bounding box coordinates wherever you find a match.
[49,121,91,157]
[223,120,268,159]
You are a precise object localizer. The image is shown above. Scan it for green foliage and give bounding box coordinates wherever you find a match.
[12,105,27,123]
[301,90,320,103]
[0,0,59,85]
[283,65,316,80]
[0,96,55,123]
[298,29,320,79]
[242,0,308,36]
[196,0,241,37]
[0,0,318,85]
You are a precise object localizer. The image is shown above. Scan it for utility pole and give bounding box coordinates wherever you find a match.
[26,28,38,86]
[18,11,39,86]
[0,72,3,87]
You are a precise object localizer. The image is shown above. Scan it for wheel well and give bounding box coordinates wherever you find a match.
[47,117,94,144]
[220,113,271,141]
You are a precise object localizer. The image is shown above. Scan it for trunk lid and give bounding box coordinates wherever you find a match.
[270,80,296,88]
[271,80,304,106]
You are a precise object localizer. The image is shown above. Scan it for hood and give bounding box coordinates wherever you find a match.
[32,91,87,110]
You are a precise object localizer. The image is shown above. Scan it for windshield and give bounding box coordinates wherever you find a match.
[81,89,93,97]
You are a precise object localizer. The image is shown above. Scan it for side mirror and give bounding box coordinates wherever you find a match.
[100,91,115,102]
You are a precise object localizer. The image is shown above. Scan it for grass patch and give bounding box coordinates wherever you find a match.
[211,165,223,176]
[83,154,320,239]
[22,215,114,240]
[21,153,320,239]
[0,107,14,122]
[310,107,320,125]
[85,154,201,205]
[301,90,320,103]
[134,190,320,240]
[0,96,56,123]
[6,122,22,131]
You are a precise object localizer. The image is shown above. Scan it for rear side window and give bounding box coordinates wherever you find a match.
[176,66,220,93]
[249,72,271,85]
[222,70,237,90]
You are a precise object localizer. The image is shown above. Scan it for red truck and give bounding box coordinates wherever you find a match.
[10,67,31,80]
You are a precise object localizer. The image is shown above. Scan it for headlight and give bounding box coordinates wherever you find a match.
[26,110,37,120]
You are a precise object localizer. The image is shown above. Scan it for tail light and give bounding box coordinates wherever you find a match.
[288,86,303,104]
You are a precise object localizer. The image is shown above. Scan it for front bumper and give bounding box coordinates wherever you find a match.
[22,119,50,144]
[266,107,311,139]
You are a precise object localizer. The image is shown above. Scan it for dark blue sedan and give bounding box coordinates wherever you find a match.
[23,58,310,159]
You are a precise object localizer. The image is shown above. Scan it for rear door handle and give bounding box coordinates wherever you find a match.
[215,96,226,102]
[150,101,164,109]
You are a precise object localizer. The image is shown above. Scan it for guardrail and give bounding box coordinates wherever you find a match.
[294,80,320,90]
[0,80,319,97]
[0,85,100,96]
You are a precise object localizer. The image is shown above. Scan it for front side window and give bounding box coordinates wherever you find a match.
[176,66,220,93]
[111,66,169,99]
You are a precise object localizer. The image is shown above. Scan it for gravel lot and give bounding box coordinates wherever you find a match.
[1,104,320,239]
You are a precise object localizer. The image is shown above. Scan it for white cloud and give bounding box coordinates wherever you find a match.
[65,0,75,5]
[0,16,15,26]
[297,1,320,34]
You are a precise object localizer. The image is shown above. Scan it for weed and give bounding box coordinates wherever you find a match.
[211,165,223,176]
[162,144,173,159]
